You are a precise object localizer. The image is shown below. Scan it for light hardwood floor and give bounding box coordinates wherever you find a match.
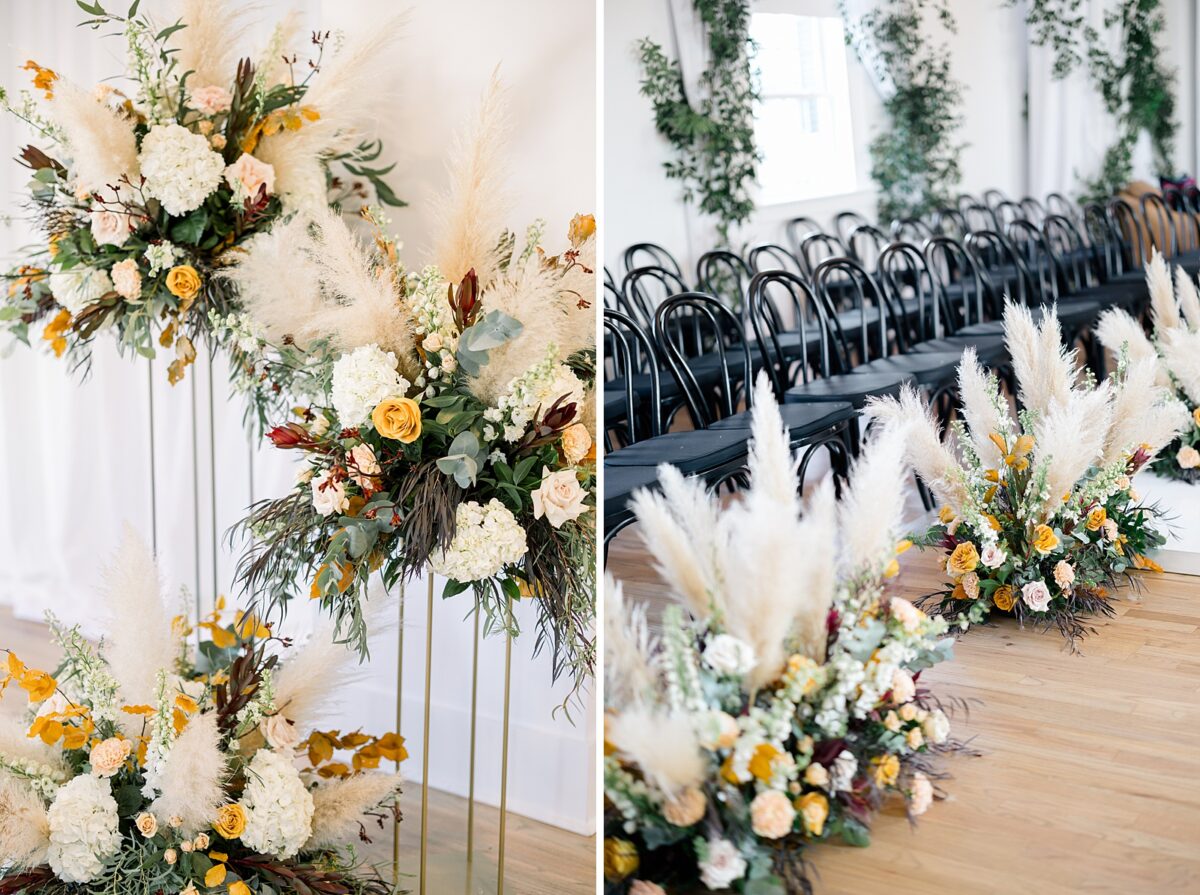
[608,528,1200,895]
[0,608,595,895]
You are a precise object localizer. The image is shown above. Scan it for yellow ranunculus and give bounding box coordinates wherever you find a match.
[568,213,596,246]
[946,542,980,577]
[795,791,829,837]
[165,265,202,308]
[1086,507,1107,532]
[992,585,1015,611]
[1031,524,1059,554]
[213,803,247,840]
[748,742,782,782]
[371,396,422,443]
[872,754,900,787]
[603,838,638,883]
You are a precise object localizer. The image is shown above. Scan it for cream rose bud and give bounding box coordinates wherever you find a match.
[191,84,232,115]
[164,848,178,865]
[883,711,902,733]
[803,762,829,788]
[192,833,209,850]
[749,790,796,839]
[561,423,593,465]
[1021,580,1052,612]
[1178,445,1200,469]
[89,737,132,778]
[891,668,916,704]
[423,332,444,352]
[180,840,194,853]
[531,467,588,528]
[898,703,918,723]
[135,813,158,838]
[979,544,1007,568]
[259,714,300,752]
[906,728,925,749]
[168,815,183,829]
[702,634,756,677]
[90,209,130,247]
[225,153,276,203]
[310,470,349,517]
[110,258,142,302]
[922,708,951,745]
[909,771,934,815]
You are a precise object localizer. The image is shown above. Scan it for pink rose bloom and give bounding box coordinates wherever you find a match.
[259,714,299,752]
[532,467,588,528]
[110,258,142,302]
[191,84,232,115]
[1021,580,1052,612]
[224,153,275,202]
[90,209,130,247]
[629,882,666,895]
[749,790,796,839]
[909,771,934,815]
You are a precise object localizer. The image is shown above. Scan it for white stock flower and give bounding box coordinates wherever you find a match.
[240,749,314,860]
[138,123,225,215]
[46,775,122,883]
[702,634,756,677]
[310,470,349,517]
[49,267,112,314]
[698,837,747,890]
[829,750,857,793]
[330,345,408,425]
[429,499,528,582]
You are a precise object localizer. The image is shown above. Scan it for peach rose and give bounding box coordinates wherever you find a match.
[532,467,588,528]
[89,737,132,777]
[909,771,934,815]
[259,714,299,752]
[560,423,592,465]
[1178,445,1200,469]
[891,668,916,703]
[661,787,705,827]
[347,442,381,491]
[164,848,178,865]
[372,396,422,443]
[136,812,159,838]
[889,597,923,632]
[111,258,142,301]
[224,152,275,203]
[191,84,232,115]
[750,789,796,839]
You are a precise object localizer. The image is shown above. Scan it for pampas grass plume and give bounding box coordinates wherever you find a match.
[1147,249,1182,331]
[608,708,705,797]
[0,775,50,869]
[305,772,402,850]
[51,81,139,195]
[150,712,226,836]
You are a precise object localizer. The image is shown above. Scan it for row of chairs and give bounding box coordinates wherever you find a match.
[601,187,1187,555]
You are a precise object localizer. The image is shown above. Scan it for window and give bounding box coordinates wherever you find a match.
[751,12,858,205]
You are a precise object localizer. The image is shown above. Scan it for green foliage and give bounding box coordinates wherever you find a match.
[637,0,761,243]
[1016,0,1178,202]
[840,0,965,222]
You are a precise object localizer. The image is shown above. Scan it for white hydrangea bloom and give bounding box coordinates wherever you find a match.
[429,499,528,582]
[49,267,113,315]
[330,344,410,425]
[240,749,315,860]
[138,123,225,215]
[46,775,122,883]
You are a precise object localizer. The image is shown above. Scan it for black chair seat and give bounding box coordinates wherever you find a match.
[855,351,963,387]
[709,400,855,436]
[605,428,751,473]
[1069,281,1146,311]
[911,335,1008,367]
[603,463,662,520]
[783,371,905,408]
[604,387,637,422]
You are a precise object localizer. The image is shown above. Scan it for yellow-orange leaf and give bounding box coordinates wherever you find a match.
[317,762,351,779]
[204,863,227,886]
[122,704,156,715]
[175,693,198,714]
[20,670,56,702]
[375,733,408,763]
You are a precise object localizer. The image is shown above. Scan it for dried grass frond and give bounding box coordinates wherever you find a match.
[1003,301,1075,417]
[1159,326,1200,404]
[1146,249,1182,331]
[608,708,705,797]
[50,81,139,194]
[430,70,511,288]
[175,0,256,89]
[1036,385,1112,516]
[839,422,910,578]
[305,772,402,851]
[0,717,68,778]
[0,775,49,869]
[150,712,226,836]
[603,577,658,708]
[1102,358,1189,465]
[956,347,1012,468]
[1094,307,1159,369]
[865,386,966,513]
[1177,268,1200,331]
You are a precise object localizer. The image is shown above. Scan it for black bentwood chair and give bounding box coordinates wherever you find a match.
[622,242,684,280]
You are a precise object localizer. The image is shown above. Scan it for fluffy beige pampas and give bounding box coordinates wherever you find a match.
[150,713,227,836]
[608,708,705,798]
[305,773,402,851]
[51,81,139,195]
[174,0,255,90]
[0,775,50,869]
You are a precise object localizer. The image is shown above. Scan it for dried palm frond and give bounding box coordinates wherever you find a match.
[305,772,402,851]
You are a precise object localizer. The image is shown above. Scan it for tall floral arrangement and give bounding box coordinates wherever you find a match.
[0,531,406,895]
[869,302,1188,644]
[1095,250,1200,483]
[0,1,403,420]
[228,78,597,699]
[604,376,962,894]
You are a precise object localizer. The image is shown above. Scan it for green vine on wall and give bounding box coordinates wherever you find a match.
[637,0,761,244]
[839,0,965,222]
[1016,0,1178,203]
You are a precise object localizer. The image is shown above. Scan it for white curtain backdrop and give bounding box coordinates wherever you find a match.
[0,0,596,835]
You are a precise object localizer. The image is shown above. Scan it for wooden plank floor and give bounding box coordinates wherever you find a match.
[0,608,596,895]
[608,527,1200,894]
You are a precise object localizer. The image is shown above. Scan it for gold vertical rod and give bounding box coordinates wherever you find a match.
[392,590,405,885]
[146,358,158,556]
[497,595,513,894]
[207,345,218,596]
[466,609,480,863]
[419,572,435,895]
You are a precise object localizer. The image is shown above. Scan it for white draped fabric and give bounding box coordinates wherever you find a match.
[0,0,595,835]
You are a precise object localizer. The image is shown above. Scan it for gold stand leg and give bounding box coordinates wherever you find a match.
[419,572,435,895]
[467,608,480,866]
[497,594,513,894]
[392,589,405,886]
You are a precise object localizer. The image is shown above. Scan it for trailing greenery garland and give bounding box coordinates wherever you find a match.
[637,0,760,244]
[1016,0,1178,202]
[839,0,965,222]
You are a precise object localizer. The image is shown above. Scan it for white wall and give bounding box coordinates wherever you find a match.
[0,0,596,836]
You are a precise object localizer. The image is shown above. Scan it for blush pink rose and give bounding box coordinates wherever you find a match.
[224,153,276,202]
[191,84,232,115]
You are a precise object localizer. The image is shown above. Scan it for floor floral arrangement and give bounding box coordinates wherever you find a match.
[603,376,963,895]
[1095,250,1200,484]
[0,531,406,895]
[227,78,597,698]
[0,0,403,414]
[869,302,1189,645]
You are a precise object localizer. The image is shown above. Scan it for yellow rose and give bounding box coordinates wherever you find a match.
[568,213,596,246]
[795,791,828,837]
[872,754,900,787]
[946,542,979,577]
[603,838,639,883]
[1031,524,1059,554]
[213,803,247,840]
[1193,406,1200,427]
[165,265,202,308]
[1086,507,1107,532]
[661,787,706,827]
[371,396,422,443]
[992,585,1015,612]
